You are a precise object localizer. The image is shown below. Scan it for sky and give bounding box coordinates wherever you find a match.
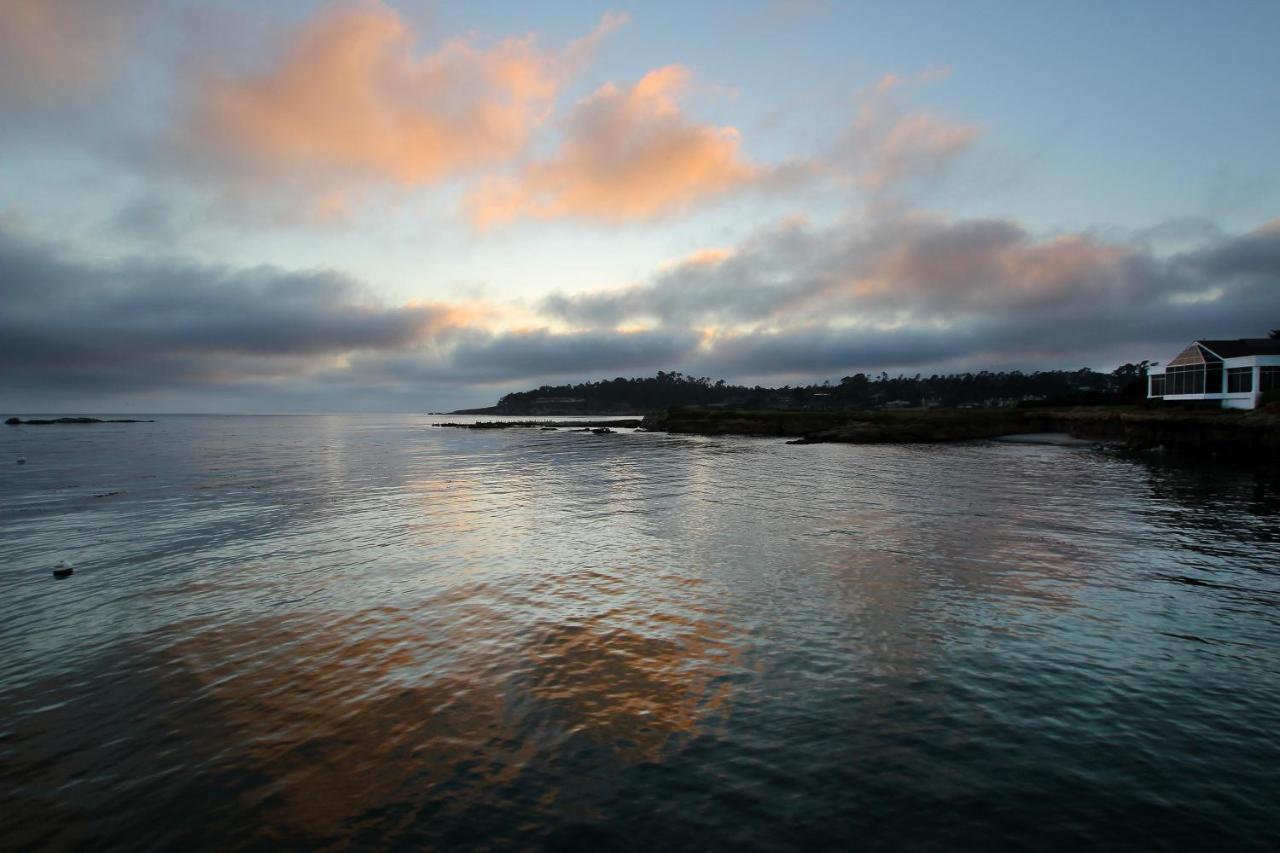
[2,0,1278,413]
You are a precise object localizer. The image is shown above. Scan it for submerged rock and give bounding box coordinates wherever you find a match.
[52,561,74,580]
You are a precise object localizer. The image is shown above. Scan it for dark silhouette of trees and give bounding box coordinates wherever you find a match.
[487,365,1148,413]
[1110,360,1153,399]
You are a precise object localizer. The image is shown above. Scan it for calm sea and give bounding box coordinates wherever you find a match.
[3,415,1280,850]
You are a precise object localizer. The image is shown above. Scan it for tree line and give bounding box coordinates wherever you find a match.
[486,363,1155,413]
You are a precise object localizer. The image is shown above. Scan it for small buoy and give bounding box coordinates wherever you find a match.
[53,560,74,580]
[16,456,25,465]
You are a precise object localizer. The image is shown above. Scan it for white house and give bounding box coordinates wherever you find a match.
[1148,339,1280,409]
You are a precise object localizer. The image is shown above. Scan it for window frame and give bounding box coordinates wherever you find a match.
[1227,367,1253,394]
[1165,363,1206,395]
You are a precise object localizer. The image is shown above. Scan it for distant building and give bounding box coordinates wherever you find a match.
[1148,339,1280,409]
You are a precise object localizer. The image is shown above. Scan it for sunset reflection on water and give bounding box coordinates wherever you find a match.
[3,416,1280,850]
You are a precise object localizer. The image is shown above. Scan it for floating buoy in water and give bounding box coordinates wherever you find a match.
[53,560,74,580]
[16,456,25,465]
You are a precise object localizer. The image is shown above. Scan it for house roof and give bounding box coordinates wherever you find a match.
[1168,343,1212,366]
[1197,339,1280,358]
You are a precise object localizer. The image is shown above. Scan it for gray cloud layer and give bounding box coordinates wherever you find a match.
[1,229,443,382]
[3,216,1278,411]
[543,212,1280,376]
[0,227,699,410]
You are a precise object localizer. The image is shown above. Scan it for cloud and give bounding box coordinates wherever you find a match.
[836,213,1140,317]
[838,69,979,193]
[1187,218,1280,278]
[181,2,625,213]
[467,65,763,225]
[692,324,983,376]
[858,113,979,191]
[346,327,700,385]
[543,209,1158,329]
[0,225,696,408]
[540,209,1280,377]
[5,214,1279,410]
[0,225,467,391]
[0,0,144,102]
[541,218,820,326]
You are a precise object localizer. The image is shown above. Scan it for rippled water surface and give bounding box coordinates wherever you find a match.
[3,415,1280,850]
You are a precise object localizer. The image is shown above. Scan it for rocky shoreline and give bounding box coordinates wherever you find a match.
[436,419,643,430]
[640,406,1280,462]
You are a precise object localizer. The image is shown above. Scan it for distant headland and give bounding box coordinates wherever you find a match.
[450,368,1280,462]
[451,366,1155,416]
[5,417,154,425]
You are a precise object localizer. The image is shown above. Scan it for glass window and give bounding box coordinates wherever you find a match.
[1165,364,1205,395]
[1261,367,1280,392]
[1227,367,1253,393]
[1206,363,1223,393]
[1150,375,1165,396]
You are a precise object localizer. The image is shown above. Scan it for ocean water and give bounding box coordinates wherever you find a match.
[2,414,1280,851]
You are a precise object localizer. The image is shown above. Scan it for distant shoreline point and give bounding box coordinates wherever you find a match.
[5,417,154,425]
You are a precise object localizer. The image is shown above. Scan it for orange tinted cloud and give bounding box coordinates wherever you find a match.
[845,69,978,192]
[792,214,1129,319]
[0,0,141,99]
[468,65,761,226]
[996,234,1130,306]
[861,113,978,190]
[185,1,624,204]
[680,247,734,266]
